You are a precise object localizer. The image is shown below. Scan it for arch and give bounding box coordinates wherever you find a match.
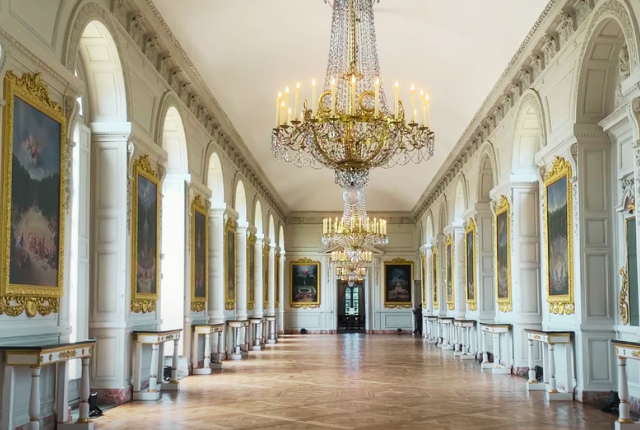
[425,212,434,244]
[279,225,285,250]
[65,2,132,121]
[575,0,639,125]
[438,197,448,234]
[234,180,248,223]
[162,106,189,175]
[254,200,264,235]
[207,152,225,204]
[417,221,423,248]
[453,175,468,222]
[477,142,498,203]
[512,92,545,176]
[268,215,276,246]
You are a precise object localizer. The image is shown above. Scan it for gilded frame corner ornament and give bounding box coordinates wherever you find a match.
[445,235,455,311]
[246,232,256,311]
[290,257,321,309]
[224,218,237,311]
[383,257,413,309]
[432,246,439,310]
[465,219,478,312]
[495,195,512,313]
[543,157,574,316]
[131,154,161,314]
[0,71,67,318]
[190,195,209,313]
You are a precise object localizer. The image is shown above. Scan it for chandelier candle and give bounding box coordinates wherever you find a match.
[295,83,300,121]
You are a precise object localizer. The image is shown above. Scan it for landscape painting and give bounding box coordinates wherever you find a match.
[8,96,63,289]
[290,259,320,308]
[384,259,412,308]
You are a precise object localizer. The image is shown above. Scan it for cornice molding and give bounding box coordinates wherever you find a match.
[103,0,290,220]
[410,0,586,221]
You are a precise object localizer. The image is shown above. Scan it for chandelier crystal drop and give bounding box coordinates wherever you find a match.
[271,0,435,189]
[336,265,367,284]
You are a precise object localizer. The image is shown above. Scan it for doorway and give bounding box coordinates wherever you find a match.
[337,280,366,332]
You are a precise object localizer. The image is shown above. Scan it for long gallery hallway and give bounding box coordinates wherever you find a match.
[96,335,615,430]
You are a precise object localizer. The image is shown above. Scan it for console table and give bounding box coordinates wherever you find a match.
[524,330,574,400]
[265,315,277,344]
[0,340,96,430]
[480,323,511,375]
[425,316,439,344]
[248,318,263,351]
[192,324,225,375]
[454,320,477,360]
[613,340,640,429]
[132,329,182,400]
[226,320,249,360]
[438,317,454,350]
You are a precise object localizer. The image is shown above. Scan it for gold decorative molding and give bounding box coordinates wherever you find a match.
[445,235,455,311]
[620,267,630,325]
[290,258,321,309]
[59,350,77,360]
[465,218,477,312]
[224,218,237,311]
[247,233,256,311]
[131,299,157,314]
[383,258,413,309]
[495,195,512,313]
[1,71,67,317]
[190,195,209,313]
[432,247,439,310]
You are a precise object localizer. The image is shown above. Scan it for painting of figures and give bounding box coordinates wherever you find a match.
[496,210,509,299]
[432,250,438,308]
[248,236,255,306]
[8,97,62,287]
[290,259,320,308]
[384,259,413,308]
[466,230,475,301]
[193,210,206,298]
[446,239,453,306]
[136,175,158,294]
[547,176,569,296]
[226,224,236,308]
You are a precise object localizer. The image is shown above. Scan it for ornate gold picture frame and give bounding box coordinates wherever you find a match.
[620,216,636,326]
[0,71,67,318]
[131,154,162,313]
[224,218,237,310]
[544,157,574,315]
[421,252,427,308]
[495,195,512,313]
[275,251,280,309]
[432,246,439,310]
[190,195,209,313]
[383,257,413,309]
[465,219,477,311]
[290,257,321,308]
[247,232,256,311]
[263,242,269,309]
[445,235,454,310]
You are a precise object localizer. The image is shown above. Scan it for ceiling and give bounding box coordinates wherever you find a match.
[152,0,549,212]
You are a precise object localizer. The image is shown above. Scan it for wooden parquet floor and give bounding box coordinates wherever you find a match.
[95,334,616,429]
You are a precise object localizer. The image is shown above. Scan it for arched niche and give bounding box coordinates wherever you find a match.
[207,152,225,205]
[477,143,498,203]
[77,20,128,123]
[453,177,468,222]
[234,180,248,224]
[254,200,264,236]
[268,215,276,246]
[438,198,448,234]
[279,225,285,250]
[512,92,545,177]
[425,213,434,245]
[161,105,189,175]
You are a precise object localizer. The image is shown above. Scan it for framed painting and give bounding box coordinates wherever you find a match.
[465,219,477,311]
[224,218,237,310]
[445,235,454,310]
[131,154,161,313]
[247,233,256,311]
[383,258,413,308]
[421,252,427,308]
[190,195,208,313]
[263,242,269,309]
[0,71,67,318]
[275,251,280,309]
[432,247,439,310]
[290,258,321,308]
[495,196,512,312]
[544,157,574,315]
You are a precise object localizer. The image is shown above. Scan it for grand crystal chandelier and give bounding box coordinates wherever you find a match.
[271,0,435,189]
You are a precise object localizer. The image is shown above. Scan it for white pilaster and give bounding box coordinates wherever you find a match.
[254,235,264,318]
[236,223,249,320]
[268,243,276,315]
[208,206,226,324]
[278,249,286,333]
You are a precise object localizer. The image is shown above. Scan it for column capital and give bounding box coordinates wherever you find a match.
[237,221,249,231]
[255,233,265,242]
[209,201,227,213]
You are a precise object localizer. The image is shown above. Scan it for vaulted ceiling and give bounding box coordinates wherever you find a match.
[152,0,549,212]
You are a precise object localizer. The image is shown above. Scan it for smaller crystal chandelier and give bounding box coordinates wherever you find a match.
[336,265,367,284]
[331,249,372,265]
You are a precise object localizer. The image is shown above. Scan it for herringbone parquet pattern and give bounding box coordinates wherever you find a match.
[95,334,616,429]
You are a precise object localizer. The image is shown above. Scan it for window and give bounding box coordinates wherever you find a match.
[345,285,359,315]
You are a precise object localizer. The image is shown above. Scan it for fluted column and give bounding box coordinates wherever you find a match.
[279,249,286,333]
[254,235,264,318]
[208,205,226,324]
[268,243,276,315]
[453,226,465,319]
[236,223,249,320]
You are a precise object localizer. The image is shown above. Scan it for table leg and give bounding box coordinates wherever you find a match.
[56,361,69,424]
[29,367,41,430]
[171,339,179,382]
[482,331,488,363]
[77,358,92,424]
[618,356,633,424]
[548,343,557,393]
[493,333,500,368]
[149,343,159,393]
[203,333,211,369]
[133,342,142,393]
[1,365,15,430]
[528,340,536,383]
[191,331,199,372]
[217,331,224,362]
